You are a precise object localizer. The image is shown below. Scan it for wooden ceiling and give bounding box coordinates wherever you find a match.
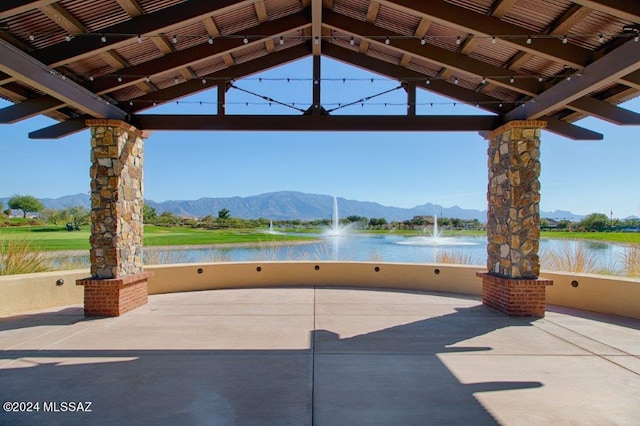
[1,0,639,140]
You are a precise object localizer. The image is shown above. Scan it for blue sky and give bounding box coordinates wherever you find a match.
[1,57,639,218]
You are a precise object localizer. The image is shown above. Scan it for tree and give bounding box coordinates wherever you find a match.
[8,194,44,218]
[218,208,231,220]
[143,204,157,223]
[579,213,609,232]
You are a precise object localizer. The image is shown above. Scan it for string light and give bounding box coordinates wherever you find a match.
[65,34,72,42]
[455,36,461,45]
[89,75,94,81]
[279,35,284,45]
[526,36,532,45]
[314,36,319,44]
[243,36,249,44]
[562,35,568,44]
[145,76,150,82]
[202,77,207,84]
[598,34,604,43]
[172,35,177,44]
[29,33,35,41]
[454,77,459,84]
[101,35,107,43]
[350,36,355,46]
[491,36,496,44]
[509,77,515,84]
[481,77,486,84]
[384,37,390,45]
[208,36,214,45]
[174,76,179,84]
[137,35,142,43]
[426,78,431,85]
[420,37,426,45]
[117,76,123,82]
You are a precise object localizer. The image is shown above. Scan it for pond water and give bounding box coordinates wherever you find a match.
[141,233,625,274]
[55,233,628,274]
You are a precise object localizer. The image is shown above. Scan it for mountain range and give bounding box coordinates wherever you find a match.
[1,191,586,222]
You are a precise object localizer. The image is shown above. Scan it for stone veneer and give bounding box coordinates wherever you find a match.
[481,121,552,317]
[77,120,151,316]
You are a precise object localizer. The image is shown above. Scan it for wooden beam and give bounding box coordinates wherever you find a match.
[366,2,380,23]
[323,11,539,96]
[506,39,640,121]
[323,44,504,114]
[39,3,86,34]
[571,0,640,22]
[0,0,57,20]
[379,0,594,69]
[86,13,309,94]
[131,114,502,132]
[542,116,603,140]
[127,44,310,111]
[100,50,129,70]
[0,95,61,123]
[312,54,321,114]
[568,97,640,125]
[254,0,268,23]
[311,0,322,55]
[324,44,603,140]
[489,0,518,18]
[0,38,126,119]
[115,0,144,17]
[32,0,255,67]
[28,117,88,139]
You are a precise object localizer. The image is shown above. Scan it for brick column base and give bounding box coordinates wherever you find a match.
[77,271,153,317]
[476,272,553,317]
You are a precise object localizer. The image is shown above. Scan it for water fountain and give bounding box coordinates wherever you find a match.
[397,215,477,246]
[325,196,347,237]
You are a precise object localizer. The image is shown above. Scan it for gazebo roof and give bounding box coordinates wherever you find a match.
[1,0,639,140]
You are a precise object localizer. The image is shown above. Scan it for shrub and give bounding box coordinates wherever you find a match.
[540,241,600,274]
[0,238,50,275]
[435,249,478,265]
[620,244,640,278]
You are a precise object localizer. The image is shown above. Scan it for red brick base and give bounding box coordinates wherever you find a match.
[77,271,153,317]
[476,272,553,317]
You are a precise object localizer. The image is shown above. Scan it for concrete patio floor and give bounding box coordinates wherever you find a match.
[1,287,639,425]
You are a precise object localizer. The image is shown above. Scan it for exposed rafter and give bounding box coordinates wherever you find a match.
[31,0,255,67]
[0,38,126,120]
[506,39,640,121]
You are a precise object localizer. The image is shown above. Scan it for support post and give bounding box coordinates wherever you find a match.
[478,120,553,317]
[77,119,152,316]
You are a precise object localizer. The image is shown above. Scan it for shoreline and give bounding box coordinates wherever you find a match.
[43,238,323,257]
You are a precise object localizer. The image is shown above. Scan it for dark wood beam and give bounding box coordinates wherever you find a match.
[380,0,596,68]
[28,116,88,139]
[31,0,255,67]
[0,0,56,19]
[541,116,603,140]
[323,43,505,114]
[568,97,640,125]
[0,95,61,123]
[87,13,310,94]
[128,44,311,111]
[312,55,321,114]
[323,10,540,96]
[131,114,502,132]
[0,38,127,119]
[506,39,640,121]
[311,0,322,55]
[571,0,640,22]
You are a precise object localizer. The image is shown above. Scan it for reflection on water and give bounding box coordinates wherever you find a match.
[51,234,628,275]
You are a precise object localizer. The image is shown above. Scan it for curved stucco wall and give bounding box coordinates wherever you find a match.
[1,262,639,319]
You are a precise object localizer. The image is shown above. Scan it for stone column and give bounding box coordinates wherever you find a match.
[476,120,552,317]
[77,120,152,316]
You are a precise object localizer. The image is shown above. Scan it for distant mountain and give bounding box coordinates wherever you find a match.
[1,191,585,222]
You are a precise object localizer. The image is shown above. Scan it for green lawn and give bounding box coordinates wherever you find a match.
[541,231,640,244]
[0,225,315,251]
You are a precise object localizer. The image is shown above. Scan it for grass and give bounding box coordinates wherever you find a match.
[541,231,640,244]
[540,241,602,274]
[435,249,480,265]
[0,225,316,252]
[0,238,51,275]
[621,244,640,278]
